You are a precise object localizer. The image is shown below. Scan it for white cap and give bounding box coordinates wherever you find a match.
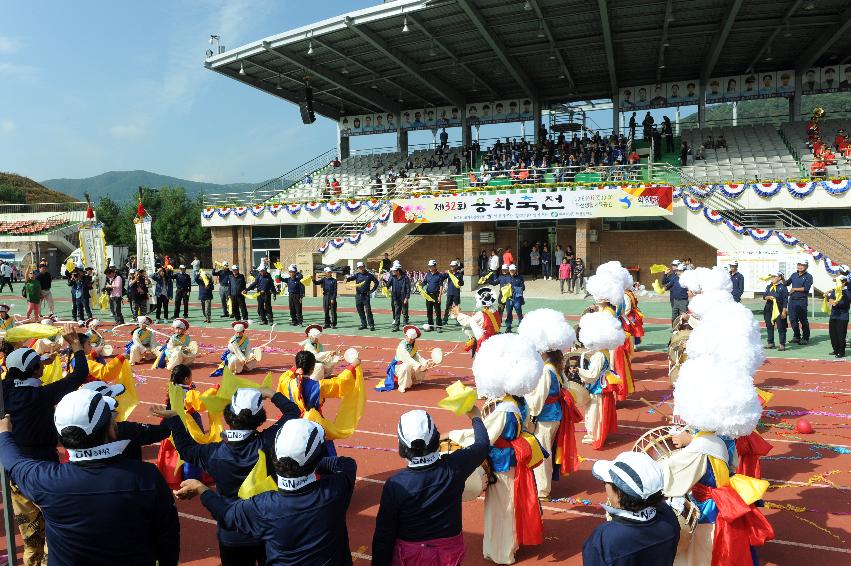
[391,261,402,269]
[356,261,364,268]
[427,259,437,266]
[54,389,113,436]
[509,264,517,271]
[137,315,152,325]
[449,260,459,267]
[837,275,848,282]
[797,260,809,266]
[671,259,682,266]
[179,264,186,269]
[274,419,325,466]
[222,261,229,267]
[397,410,437,448]
[308,327,322,339]
[323,266,332,273]
[774,270,784,277]
[288,264,297,272]
[232,322,247,333]
[257,264,268,271]
[729,261,738,267]
[81,380,126,401]
[231,388,263,415]
[5,348,41,375]
[501,264,509,270]
[231,265,240,270]
[592,451,664,500]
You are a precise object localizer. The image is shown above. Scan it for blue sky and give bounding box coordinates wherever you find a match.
[0,1,691,185]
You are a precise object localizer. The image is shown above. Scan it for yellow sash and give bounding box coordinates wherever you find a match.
[416,282,435,302]
[767,286,780,322]
[500,283,511,303]
[167,383,224,444]
[652,279,665,295]
[649,264,667,274]
[823,280,844,314]
[447,271,460,288]
[199,269,209,287]
[478,271,493,285]
[0,317,13,330]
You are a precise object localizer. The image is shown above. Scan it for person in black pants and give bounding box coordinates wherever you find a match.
[150,267,175,323]
[279,264,305,326]
[194,270,214,324]
[785,261,814,345]
[345,261,378,330]
[173,265,192,319]
[213,262,232,317]
[827,275,850,358]
[386,262,410,331]
[763,271,789,351]
[82,267,94,318]
[422,260,447,332]
[316,267,338,328]
[228,265,248,322]
[246,265,277,325]
[442,260,464,326]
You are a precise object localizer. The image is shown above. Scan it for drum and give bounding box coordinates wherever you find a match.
[101,343,114,357]
[667,329,691,384]
[439,438,490,501]
[632,427,700,533]
[566,380,591,409]
[252,346,263,362]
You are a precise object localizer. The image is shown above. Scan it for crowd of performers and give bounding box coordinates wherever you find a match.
[0,257,780,566]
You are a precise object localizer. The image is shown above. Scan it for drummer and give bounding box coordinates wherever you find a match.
[225,320,257,375]
[127,315,156,365]
[378,325,433,393]
[299,324,340,380]
[371,407,488,566]
[163,318,195,370]
[84,318,108,362]
[0,304,15,332]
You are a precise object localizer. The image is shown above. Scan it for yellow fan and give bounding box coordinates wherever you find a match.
[437,380,477,416]
[649,264,668,274]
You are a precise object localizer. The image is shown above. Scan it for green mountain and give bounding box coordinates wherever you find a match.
[681,92,851,127]
[41,170,261,202]
[0,172,76,204]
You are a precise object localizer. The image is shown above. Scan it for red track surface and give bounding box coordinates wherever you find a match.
[2,325,850,565]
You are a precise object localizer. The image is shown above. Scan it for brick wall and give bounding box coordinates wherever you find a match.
[379,234,465,270]
[211,226,252,268]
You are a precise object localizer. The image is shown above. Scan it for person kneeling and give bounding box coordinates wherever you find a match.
[372,407,488,566]
[175,419,356,566]
[582,451,680,565]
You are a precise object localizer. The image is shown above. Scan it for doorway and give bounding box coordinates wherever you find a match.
[518,222,556,276]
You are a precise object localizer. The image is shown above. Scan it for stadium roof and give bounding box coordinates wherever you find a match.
[205,0,851,121]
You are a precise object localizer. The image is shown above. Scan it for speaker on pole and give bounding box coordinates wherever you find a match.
[301,84,315,124]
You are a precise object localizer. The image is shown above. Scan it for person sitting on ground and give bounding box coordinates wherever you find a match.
[582,451,679,565]
[175,419,357,566]
[371,407,488,566]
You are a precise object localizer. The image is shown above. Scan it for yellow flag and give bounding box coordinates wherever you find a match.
[380,286,391,298]
[243,291,261,300]
[447,271,460,288]
[500,283,512,303]
[416,282,435,302]
[168,383,224,444]
[199,269,210,287]
[758,274,773,281]
[767,296,781,322]
[227,296,233,314]
[114,360,139,422]
[437,380,477,416]
[649,264,668,274]
[478,271,493,285]
[300,274,313,286]
[652,279,665,295]
[274,261,283,270]
[305,365,366,440]
[98,292,109,310]
[6,323,61,343]
[238,450,278,499]
[40,356,64,385]
[65,258,75,274]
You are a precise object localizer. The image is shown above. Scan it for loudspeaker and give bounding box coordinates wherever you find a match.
[300,103,316,124]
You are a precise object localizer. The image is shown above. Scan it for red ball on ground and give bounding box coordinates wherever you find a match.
[794,419,814,434]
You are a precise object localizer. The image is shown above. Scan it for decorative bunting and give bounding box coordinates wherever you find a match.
[325,200,342,213]
[345,200,362,212]
[347,231,362,245]
[820,179,851,195]
[788,182,815,199]
[250,205,266,217]
[749,228,773,241]
[775,231,800,246]
[216,207,232,218]
[233,207,248,217]
[720,183,746,199]
[202,207,216,219]
[286,203,302,215]
[377,207,391,223]
[725,219,747,234]
[366,198,384,211]
[751,182,782,198]
[702,208,724,224]
[683,195,703,211]
[329,237,346,249]
[267,204,282,215]
[687,185,714,198]
[824,257,842,275]
[305,201,322,213]
[363,222,377,235]
[317,241,330,254]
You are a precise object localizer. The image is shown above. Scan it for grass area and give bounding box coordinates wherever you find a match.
[7,284,842,361]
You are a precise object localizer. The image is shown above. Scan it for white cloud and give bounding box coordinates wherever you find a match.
[0,62,38,81]
[110,124,145,140]
[0,119,14,134]
[0,36,21,55]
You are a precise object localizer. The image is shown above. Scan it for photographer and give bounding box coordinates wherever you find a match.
[67,270,87,322]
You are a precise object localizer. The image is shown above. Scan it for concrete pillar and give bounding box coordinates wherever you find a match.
[461,107,471,149]
[790,72,802,122]
[732,101,738,126]
[339,133,350,160]
[575,219,592,266]
[612,96,620,135]
[520,121,526,141]
[463,221,481,291]
[675,108,680,136]
[697,82,706,128]
[533,99,543,142]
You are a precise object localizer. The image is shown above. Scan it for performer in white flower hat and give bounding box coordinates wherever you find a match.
[518,308,582,499]
[300,324,341,380]
[161,318,196,370]
[127,315,156,365]
[378,325,434,393]
[220,320,258,375]
[84,318,108,361]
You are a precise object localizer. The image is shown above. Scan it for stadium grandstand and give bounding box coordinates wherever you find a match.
[201,0,851,297]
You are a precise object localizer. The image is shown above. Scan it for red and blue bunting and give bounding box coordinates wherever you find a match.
[363,222,377,235]
[325,200,342,213]
[345,200,362,212]
[683,195,703,211]
[725,219,747,234]
[377,207,391,223]
[232,207,248,217]
[366,199,384,211]
[820,179,851,195]
[720,183,746,199]
[329,237,346,249]
[305,201,322,213]
[267,204,282,215]
[202,207,216,219]
[687,185,715,198]
[216,207,232,218]
[250,205,266,217]
[703,208,724,224]
[672,187,684,199]
[775,232,799,246]
[750,182,782,198]
[347,232,362,245]
[286,203,302,215]
[317,241,330,254]
[749,228,773,241]
[824,257,842,275]
[788,182,815,199]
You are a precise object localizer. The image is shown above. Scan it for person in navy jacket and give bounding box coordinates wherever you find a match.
[346,261,378,331]
[247,265,278,325]
[0,387,180,566]
[729,261,745,303]
[422,259,447,332]
[194,270,215,324]
[212,261,232,317]
[176,418,356,566]
[279,264,305,326]
[582,451,679,565]
[785,260,814,345]
[442,260,465,327]
[385,261,411,331]
[504,264,525,333]
[763,271,789,350]
[372,407,488,566]
[662,261,689,322]
[155,387,300,565]
[827,275,850,358]
[316,266,339,328]
[173,265,193,319]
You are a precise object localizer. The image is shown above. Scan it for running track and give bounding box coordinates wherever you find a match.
[2,324,850,565]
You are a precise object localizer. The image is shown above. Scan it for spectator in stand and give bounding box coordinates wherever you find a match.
[541,244,552,281]
[642,112,654,140]
[629,112,637,140]
[529,245,541,281]
[502,247,514,268]
[559,257,572,294]
[35,264,54,316]
[680,141,689,167]
[652,127,663,160]
[662,117,674,153]
[22,268,42,320]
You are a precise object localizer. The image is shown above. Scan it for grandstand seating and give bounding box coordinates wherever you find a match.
[781,118,851,179]
[0,218,72,235]
[680,124,801,183]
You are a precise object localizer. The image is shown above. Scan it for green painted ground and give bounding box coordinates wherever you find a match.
[6,284,843,361]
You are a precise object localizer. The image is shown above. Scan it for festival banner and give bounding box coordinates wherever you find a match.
[135,216,156,275]
[391,186,673,223]
[78,224,108,287]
